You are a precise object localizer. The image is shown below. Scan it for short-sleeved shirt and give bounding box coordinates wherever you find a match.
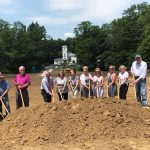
[0,80,10,96]
[55,77,68,93]
[118,71,129,85]
[80,73,92,86]
[93,76,103,86]
[130,61,147,79]
[14,73,31,89]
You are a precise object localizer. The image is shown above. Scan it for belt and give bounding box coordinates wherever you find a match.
[17,88,27,91]
[135,76,140,79]
[135,76,146,80]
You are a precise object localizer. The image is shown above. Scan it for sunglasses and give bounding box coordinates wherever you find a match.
[109,68,114,69]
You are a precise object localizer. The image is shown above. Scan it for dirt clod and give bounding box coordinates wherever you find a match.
[0,98,150,149]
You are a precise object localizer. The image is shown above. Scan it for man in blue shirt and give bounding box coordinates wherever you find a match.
[0,72,11,117]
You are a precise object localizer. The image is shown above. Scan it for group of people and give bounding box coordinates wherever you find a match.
[41,65,129,102]
[0,54,149,119]
[41,54,149,108]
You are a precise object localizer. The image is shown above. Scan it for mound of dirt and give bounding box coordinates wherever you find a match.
[0,98,150,149]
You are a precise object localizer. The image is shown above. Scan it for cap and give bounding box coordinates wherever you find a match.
[135,54,141,59]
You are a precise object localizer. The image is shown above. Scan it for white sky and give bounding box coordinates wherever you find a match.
[0,0,149,39]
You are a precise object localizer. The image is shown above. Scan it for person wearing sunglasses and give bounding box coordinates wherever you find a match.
[14,66,31,109]
[107,65,117,97]
[131,54,148,108]
[92,68,104,98]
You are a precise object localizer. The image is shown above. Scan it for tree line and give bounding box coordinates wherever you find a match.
[0,2,149,73]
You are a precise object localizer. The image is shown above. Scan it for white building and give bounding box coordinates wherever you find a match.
[54,46,77,65]
[54,58,63,65]
[67,52,77,65]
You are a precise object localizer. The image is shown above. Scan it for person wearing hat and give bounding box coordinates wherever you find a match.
[80,66,93,98]
[118,65,129,100]
[131,54,148,107]
[14,66,31,109]
[92,68,104,98]
[0,72,11,117]
[107,65,117,97]
[41,71,54,103]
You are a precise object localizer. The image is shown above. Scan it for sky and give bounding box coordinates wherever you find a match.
[0,0,149,39]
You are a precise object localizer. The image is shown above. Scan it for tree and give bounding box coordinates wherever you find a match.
[137,26,150,65]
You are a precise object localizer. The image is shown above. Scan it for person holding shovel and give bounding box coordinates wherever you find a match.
[118,65,129,100]
[41,71,54,103]
[80,66,93,98]
[93,68,104,98]
[107,65,117,97]
[14,66,31,109]
[130,54,148,108]
[69,69,80,99]
[55,71,69,101]
[0,72,10,118]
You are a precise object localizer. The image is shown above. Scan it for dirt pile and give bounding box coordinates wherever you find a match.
[0,98,150,148]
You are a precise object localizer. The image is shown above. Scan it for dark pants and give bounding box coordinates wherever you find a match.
[58,93,68,101]
[16,89,29,109]
[41,89,52,103]
[119,84,129,100]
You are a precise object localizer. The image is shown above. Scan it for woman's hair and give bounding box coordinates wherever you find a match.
[83,66,88,71]
[94,68,101,75]
[119,65,127,70]
[58,71,65,77]
[70,69,76,75]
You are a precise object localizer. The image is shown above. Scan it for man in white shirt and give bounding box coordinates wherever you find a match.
[130,54,148,107]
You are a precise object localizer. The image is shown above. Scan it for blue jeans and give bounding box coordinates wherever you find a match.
[135,78,147,106]
[108,84,117,97]
[81,86,93,98]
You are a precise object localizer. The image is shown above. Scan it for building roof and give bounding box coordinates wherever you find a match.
[68,51,76,57]
[54,58,63,62]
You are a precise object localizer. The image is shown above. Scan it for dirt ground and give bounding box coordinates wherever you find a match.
[0,72,150,150]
